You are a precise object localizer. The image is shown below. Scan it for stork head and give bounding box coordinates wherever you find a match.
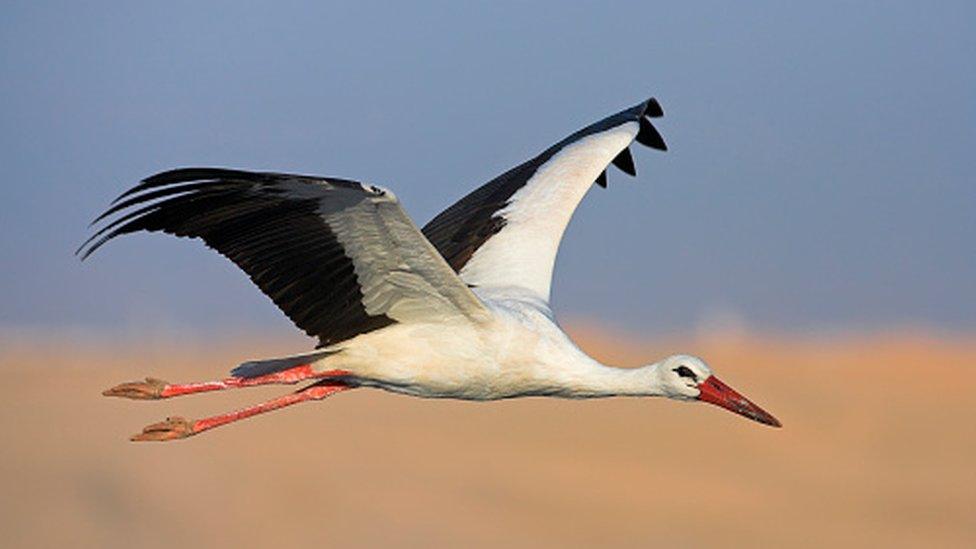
[655,354,781,427]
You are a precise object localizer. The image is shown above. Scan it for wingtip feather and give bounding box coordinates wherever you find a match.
[611,148,637,176]
[637,117,668,151]
[643,97,664,118]
[595,171,608,188]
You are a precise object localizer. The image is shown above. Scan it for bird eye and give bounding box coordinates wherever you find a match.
[673,366,697,381]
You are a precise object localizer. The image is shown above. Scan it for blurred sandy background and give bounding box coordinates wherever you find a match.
[2,326,973,548]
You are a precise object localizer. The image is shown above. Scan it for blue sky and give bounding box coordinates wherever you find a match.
[1,2,973,337]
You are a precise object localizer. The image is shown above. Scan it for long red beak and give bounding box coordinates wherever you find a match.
[697,375,782,427]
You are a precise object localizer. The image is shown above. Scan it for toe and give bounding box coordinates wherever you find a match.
[130,416,195,442]
[103,377,169,400]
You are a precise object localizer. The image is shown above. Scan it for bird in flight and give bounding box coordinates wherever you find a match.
[80,97,781,441]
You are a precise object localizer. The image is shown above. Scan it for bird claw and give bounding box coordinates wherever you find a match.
[103,377,169,400]
[130,416,196,442]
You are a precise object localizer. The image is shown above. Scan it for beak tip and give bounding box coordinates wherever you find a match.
[746,410,782,428]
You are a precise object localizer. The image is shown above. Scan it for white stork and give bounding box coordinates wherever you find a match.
[81,97,781,441]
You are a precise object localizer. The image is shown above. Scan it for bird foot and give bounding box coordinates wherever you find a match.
[130,416,196,442]
[103,377,169,400]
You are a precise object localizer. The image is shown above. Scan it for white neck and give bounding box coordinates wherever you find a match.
[547,358,665,398]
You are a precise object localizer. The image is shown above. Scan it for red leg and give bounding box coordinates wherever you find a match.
[103,365,350,400]
[130,380,351,442]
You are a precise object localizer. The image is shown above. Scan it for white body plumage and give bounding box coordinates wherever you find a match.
[322,287,662,401]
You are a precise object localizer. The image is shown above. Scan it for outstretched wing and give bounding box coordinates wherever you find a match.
[422,98,667,303]
[79,168,490,347]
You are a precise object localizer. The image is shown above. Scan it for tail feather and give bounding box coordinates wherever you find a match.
[232,349,337,379]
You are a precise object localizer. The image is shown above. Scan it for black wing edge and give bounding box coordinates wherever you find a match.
[421,97,667,272]
[75,167,365,260]
[76,167,397,348]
